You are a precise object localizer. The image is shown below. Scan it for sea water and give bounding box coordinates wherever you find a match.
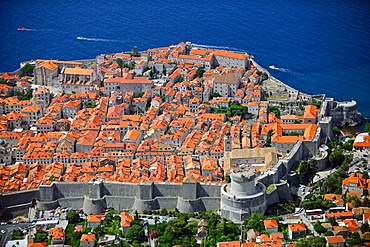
[0,0,369,116]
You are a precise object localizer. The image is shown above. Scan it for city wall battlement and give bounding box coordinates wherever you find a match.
[36,180,222,214]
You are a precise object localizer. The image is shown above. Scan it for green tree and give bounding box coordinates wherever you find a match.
[134,92,144,98]
[34,229,48,242]
[365,122,370,134]
[116,58,124,77]
[21,63,34,75]
[265,129,274,147]
[211,92,222,98]
[326,216,338,226]
[195,67,205,78]
[329,149,344,167]
[311,102,321,109]
[296,236,326,247]
[66,211,80,224]
[332,126,341,136]
[229,102,247,117]
[297,159,317,185]
[20,89,33,100]
[342,140,353,151]
[11,229,24,240]
[125,225,145,242]
[245,213,265,232]
[84,101,97,108]
[323,231,334,236]
[346,232,364,247]
[116,58,123,66]
[269,106,280,118]
[314,221,326,234]
[66,224,82,246]
[346,196,361,207]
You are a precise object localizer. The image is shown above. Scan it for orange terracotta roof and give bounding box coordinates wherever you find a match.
[264,219,279,229]
[217,241,241,247]
[210,49,248,60]
[121,211,133,227]
[27,243,47,247]
[326,235,345,243]
[80,233,95,242]
[64,66,93,75]
[288,224,306,232]
[304,105,317,119]
[87,214,101,223]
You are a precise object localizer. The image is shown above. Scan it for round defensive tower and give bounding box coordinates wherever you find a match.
[229,167,258,196]
[221,166,267,223]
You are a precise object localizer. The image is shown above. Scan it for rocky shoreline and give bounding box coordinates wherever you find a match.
[251,58,365,127]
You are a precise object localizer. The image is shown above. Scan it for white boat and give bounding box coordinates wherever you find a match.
[269,65,278,70]
[77,36,84,40]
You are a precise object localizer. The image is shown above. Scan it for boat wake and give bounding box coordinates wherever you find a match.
[269,65,295,74]
[77,36,125,43]
[25,28,53,32]
[192,43,237,51]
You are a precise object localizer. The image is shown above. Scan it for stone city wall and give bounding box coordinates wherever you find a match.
[0,189,39,208]
[6,202,31,218]
[36,181,222,213]
[105,196,135,211]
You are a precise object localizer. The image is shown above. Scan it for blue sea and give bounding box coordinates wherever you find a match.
[0,0,369,117]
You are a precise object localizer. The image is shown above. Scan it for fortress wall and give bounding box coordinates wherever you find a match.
[0,189,39,208]
[266,185,280,206]
[6,202,32,218]
[103,182,138,197]
[88,181,103,198]
[54,183,90,198]
[287,172,300,187]
[330,100,362,126]
[156,197,178,209]
[153,183,182,197]
[275,180,293,201]
[320,100,330,119]
[197,183,222,197]
[133,198,160,212]
[138,183,153,200]
[58,197,84,209]
[183,182,197,199]
[284,142,304,172]
[37,200,60,210]
[259,168,280,185]
[177,197,206,213]
[319,117,334,142]
[105,196,135,211]
[221,192,266,209]
[83,196,105,214]
[200,198,222,211]
[39,184,55,201]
